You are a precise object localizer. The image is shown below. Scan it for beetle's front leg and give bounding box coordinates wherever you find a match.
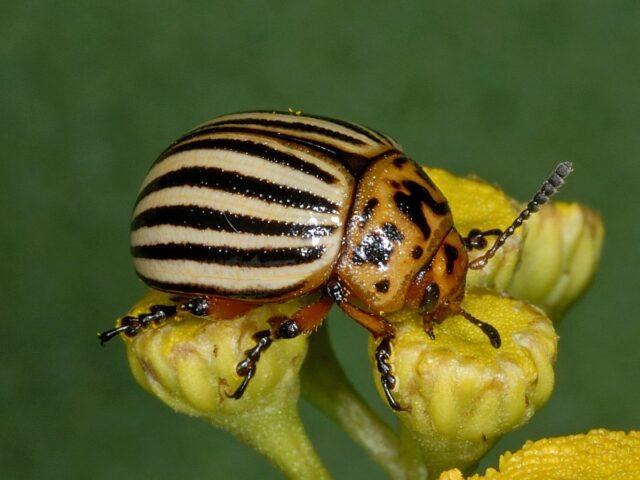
[462,228,503,251]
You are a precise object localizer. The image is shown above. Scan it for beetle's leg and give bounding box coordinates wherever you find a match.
[228,295,333,399]
[375,336,402,411]
[326,280,403,410]
[99,295,258,346]
[327,280,393,338]
[175,296,258,320]
[462,228,503,251]
[98,304,178,345]
[273,294,334,339]
[423,314,436,340]
[227,329,273,399]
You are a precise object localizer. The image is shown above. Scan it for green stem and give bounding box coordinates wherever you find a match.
[398,425,429,480]
[301,326,419,479]
[212,403,332,480]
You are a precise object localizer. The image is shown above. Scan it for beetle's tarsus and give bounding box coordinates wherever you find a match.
[423,317,436,341]
[97,304,178,345]
[375,336,404,411]
[227,329,273,399]
[463,228,503,251]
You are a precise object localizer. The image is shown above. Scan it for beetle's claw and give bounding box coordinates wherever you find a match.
[375,337,405,411]
[97,324,132,345]
[97,305,178,345]
[226,329,273,400]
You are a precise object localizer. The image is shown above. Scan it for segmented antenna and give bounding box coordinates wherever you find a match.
[468,162,574,270]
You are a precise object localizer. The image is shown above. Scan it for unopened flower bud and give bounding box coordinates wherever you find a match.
[439,429,640,479]
[373,291,557,476]
[123,290,330,479]
[425,167,603,318]
[507,201,604,318]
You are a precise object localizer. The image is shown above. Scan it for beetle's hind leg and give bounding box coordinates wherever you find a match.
[98,296,222,345]
[227,295,333,400]
[98,304,178,345]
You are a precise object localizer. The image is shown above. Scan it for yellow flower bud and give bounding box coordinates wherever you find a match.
[508,201,604,318]
[425,167,603,318]
[373,291,557,476]
[440,429,640,479]
[122,290,330,480]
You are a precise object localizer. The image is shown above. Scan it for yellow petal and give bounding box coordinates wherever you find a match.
[439,429,640,479]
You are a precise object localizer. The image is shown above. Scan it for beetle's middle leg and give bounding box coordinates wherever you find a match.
[227,294,333,400]
[326,280,402,410]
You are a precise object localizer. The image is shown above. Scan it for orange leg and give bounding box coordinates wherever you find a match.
[179,296,258,319]
[326,279,402,410]
[272,294,334,338]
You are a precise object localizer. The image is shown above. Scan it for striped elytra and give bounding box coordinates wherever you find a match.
[130,110,457,311]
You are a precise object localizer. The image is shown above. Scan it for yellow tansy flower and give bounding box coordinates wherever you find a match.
[440,429,640,480]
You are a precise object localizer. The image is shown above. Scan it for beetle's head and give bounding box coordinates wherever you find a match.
[405,228,468,317]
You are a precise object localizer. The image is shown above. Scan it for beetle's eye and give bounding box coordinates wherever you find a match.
[421,282,440,313]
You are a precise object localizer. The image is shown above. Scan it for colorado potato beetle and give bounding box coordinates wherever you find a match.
[99,110,572,410]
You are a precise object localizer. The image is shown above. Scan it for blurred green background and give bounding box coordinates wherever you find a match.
[2,1,639,478]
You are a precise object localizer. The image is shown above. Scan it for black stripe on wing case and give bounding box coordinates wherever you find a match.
[178,125,376,174]
[206,111,390,145]
[301,113,391,145]
[135,166,340,214]
[209,117,366,145]
[131,205,337,237]
[136,273,307,299]
[132,243,326,267]
[155,137,337,184]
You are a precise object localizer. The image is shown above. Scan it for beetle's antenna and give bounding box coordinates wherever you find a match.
[468,162,574,270]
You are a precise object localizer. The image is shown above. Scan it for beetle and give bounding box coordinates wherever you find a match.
[99,110,572,409]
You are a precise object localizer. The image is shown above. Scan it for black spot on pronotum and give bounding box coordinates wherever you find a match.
[412,246,424,259]
[393,180,449,239]
[381,222,404,242]
[375,279,390,293]
[393,156,408,168]
[352,233,391,266]
[389,180,401,189]
[359,198,379,225]
[352,223,404,268]
[443,244,459,274]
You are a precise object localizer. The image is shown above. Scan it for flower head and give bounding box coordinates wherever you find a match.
[374,291,557,475]
[121,290,330,479]
[439,429,640,479]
